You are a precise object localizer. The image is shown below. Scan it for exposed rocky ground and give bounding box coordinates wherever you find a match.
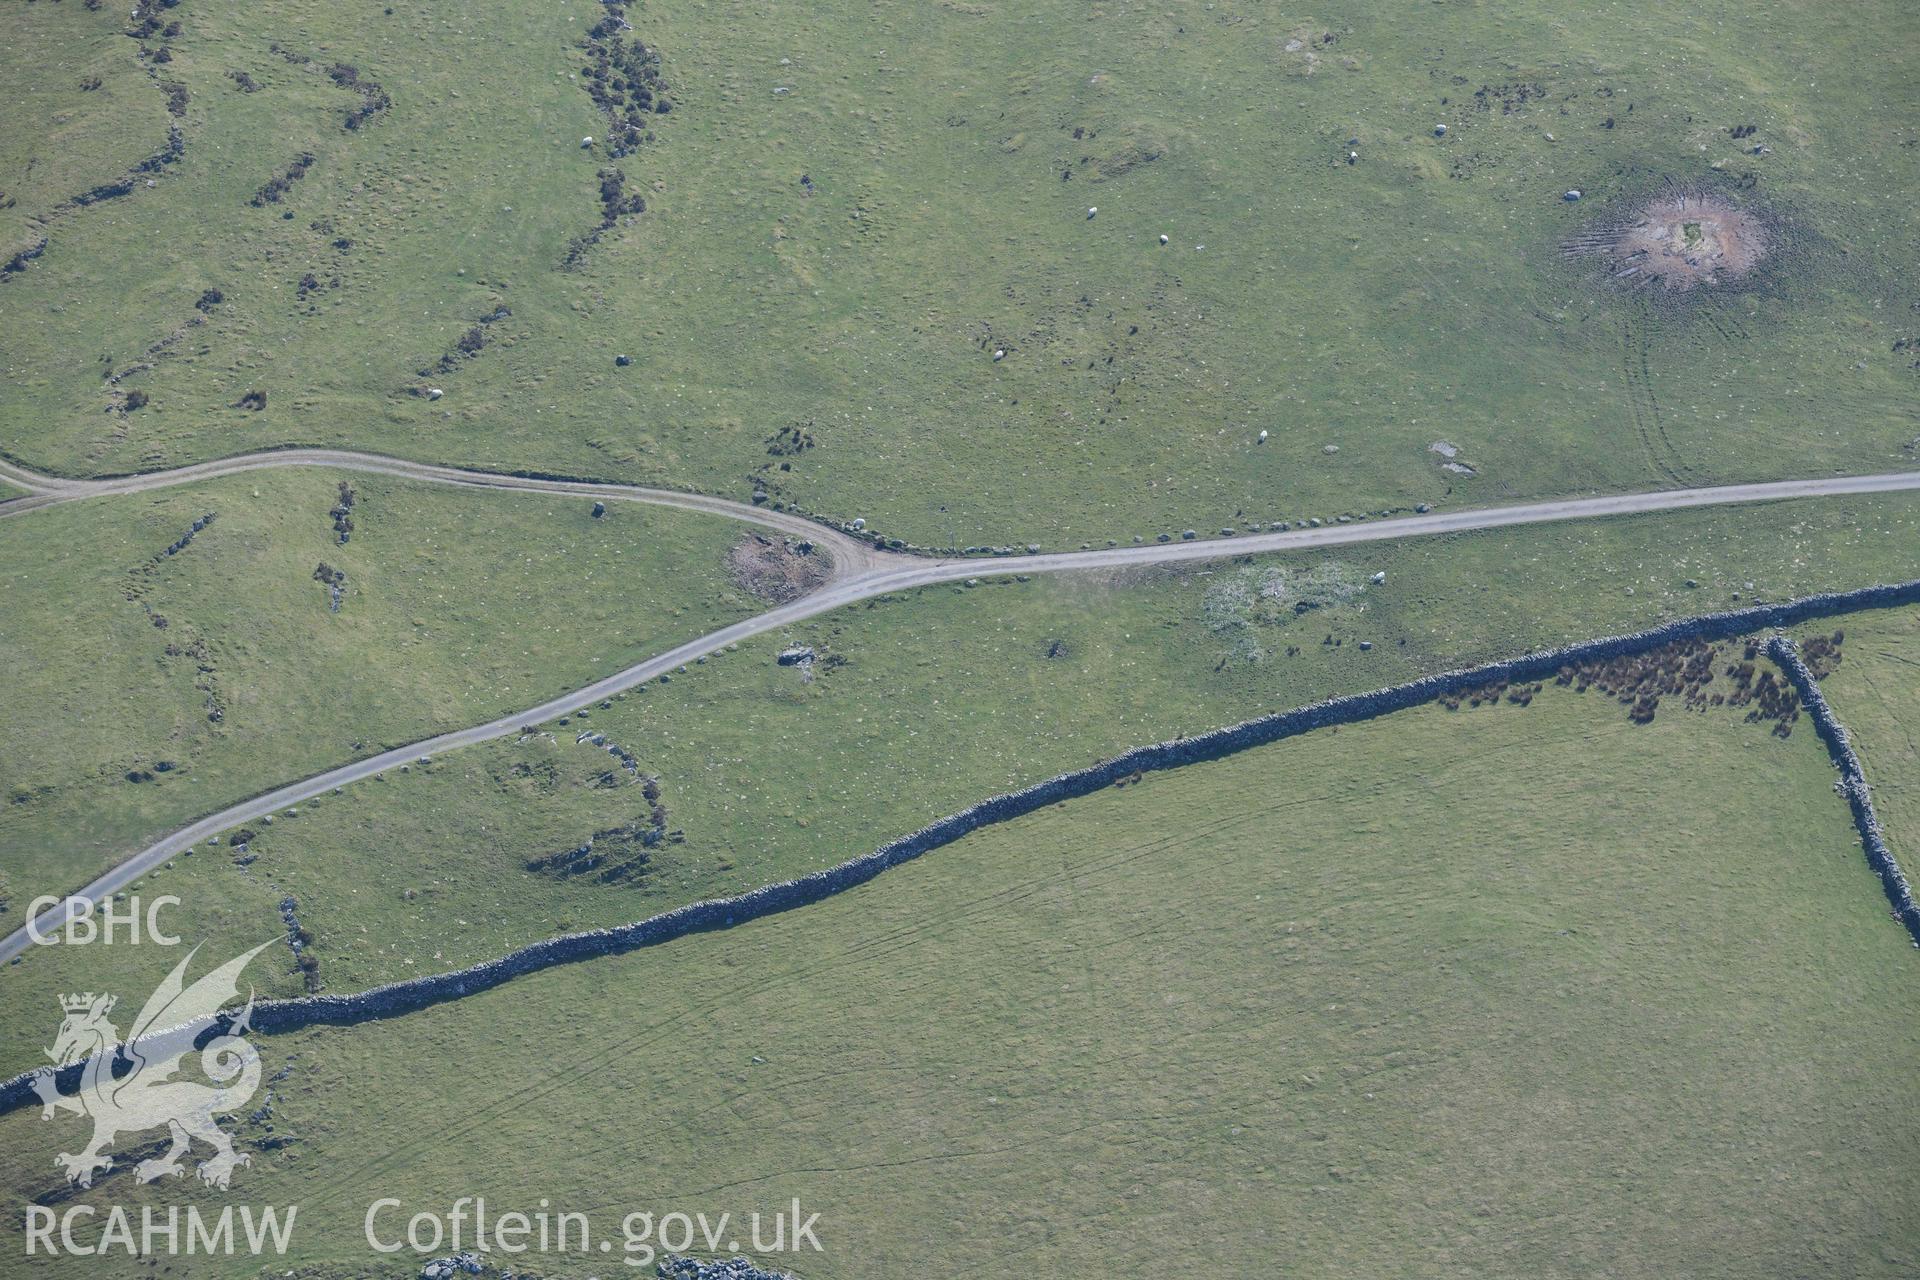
[658,1256,795,1280]
[1564,190,1769,291]
[727,533,829,603]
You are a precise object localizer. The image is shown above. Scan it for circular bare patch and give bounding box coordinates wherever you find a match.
[1564,192,1769,291]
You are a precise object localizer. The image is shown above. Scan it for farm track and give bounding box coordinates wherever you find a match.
[0,448,888,572]
[2,447,1920,963]
[6,577,1918,1125]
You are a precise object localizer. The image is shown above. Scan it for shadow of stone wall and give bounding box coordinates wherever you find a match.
[1768,634,1920,946]
[7,579,1917,1115]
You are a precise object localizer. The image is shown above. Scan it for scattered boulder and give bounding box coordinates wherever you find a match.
[161,511,217,558]
[658,1256,796,1280]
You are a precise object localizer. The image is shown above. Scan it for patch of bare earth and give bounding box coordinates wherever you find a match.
[1564,192,1768,290]
[727,533,830,603]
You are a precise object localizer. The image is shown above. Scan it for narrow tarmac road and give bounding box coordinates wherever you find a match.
[3,453,1918,963]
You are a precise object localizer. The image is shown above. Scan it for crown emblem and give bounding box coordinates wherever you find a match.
[60,992,111,1013]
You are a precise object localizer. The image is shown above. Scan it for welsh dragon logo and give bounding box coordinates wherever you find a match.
[30,942,274,1190]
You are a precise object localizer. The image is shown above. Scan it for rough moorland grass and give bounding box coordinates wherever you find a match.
[1810,607,1920,892]
[0,7,163,257]
[0,467,759,915]
[3,493,1912,1076]
[1,0,1914,543]
[3,680,1913,1278]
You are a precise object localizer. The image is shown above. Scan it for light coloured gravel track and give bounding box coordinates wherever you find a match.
[3,451,1917,962]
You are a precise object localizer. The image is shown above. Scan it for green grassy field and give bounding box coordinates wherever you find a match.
[0,467,763,917]
[1809,606,1920,888]
[3,493,1913,1076]
[2,0,1915,545]
[5,2,1916,1269]
[3,666,1913,1278]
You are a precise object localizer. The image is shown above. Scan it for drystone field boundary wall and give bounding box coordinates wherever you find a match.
[1768,634,1920,946]
[7,579,1918,1115]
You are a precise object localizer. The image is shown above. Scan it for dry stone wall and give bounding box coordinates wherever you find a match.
[7,579,1918,1115]
[1768,634,1920,946]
